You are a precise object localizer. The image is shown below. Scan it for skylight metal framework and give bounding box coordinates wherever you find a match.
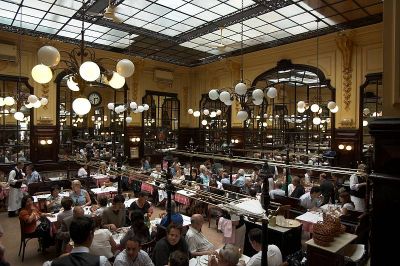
[0,0,383,66]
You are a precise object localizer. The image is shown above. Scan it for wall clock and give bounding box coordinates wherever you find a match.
[88,92,102,106]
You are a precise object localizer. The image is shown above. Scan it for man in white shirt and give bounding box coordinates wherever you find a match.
[150,164,163,179]
[299,186,322,210]
[185,214,216,257]
[46,216,111,266]
[77,164,88,178]
[114,236,154,266]
[269,181,285,200]
[244,228,283,266]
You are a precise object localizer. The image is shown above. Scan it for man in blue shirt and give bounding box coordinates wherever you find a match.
[160,200,183,226]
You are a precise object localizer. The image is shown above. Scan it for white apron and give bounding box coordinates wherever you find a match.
[7,167,25,212]
[7,187,23,212]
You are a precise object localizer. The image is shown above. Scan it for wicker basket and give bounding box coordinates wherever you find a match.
[313,221,333,236]
[313,237,331,247]
[313,232,334,242]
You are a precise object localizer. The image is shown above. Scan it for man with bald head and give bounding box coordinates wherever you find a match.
[185,214,216,257]
[57,206,85,252]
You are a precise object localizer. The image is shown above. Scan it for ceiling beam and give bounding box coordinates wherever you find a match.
[176,0,294,42]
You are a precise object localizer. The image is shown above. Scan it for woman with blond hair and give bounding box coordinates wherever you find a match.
[70,180,91,206]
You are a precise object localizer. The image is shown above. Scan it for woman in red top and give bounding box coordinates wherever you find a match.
[19,195,52,250]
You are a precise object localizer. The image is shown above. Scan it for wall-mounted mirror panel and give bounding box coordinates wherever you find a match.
[249,60,336,164]
[56,73,127,160]
[142,91,180,156]
[359,72,383,160]
[0,75,33,164]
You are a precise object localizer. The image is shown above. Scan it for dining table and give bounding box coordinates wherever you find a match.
[189,248,250,266]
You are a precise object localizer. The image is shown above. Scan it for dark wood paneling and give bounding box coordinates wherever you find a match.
[230,127,246,157]
[177,127,200,150]
[369,118,400,174]
[368,118,400,266]
[32,125,58,164]
[332,129,360,168]
[125,126,142,163]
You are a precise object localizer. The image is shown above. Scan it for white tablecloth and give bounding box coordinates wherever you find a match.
[91,187,117,195]
[296,211,323,232]
[33,192,70,202]
[189,249,250,266]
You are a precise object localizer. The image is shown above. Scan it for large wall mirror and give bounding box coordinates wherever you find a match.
[0,75,33,164]
[359,72,383,160]
[250,59,336,164]
[199,94,231,153]
[56,73,127,160]
[142,91,180,156]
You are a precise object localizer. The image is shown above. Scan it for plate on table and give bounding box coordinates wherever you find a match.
[276,218,301,228]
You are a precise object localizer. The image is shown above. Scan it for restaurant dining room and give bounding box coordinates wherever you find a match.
[0,0,398,266]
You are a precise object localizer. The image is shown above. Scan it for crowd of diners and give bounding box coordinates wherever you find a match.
[0,156,369,266]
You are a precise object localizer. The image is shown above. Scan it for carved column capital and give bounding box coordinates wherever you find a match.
[336,33,354,111]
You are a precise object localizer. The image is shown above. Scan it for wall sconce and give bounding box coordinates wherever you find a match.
[131,137,141,142]
[230,138,239,144]
[40,139,53,145]
[338,144,352,151]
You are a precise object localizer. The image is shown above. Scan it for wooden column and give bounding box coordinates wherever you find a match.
[368,118,400,265]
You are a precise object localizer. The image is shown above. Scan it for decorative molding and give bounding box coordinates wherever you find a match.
[132,82,138,101]
[339,118,355,128]
[41,84,49,110]
[336,33,354,111]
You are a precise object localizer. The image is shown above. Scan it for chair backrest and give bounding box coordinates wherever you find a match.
[155,224,167,241]
[141,239,156,256]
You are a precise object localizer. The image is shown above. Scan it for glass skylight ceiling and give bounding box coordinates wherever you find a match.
[0,0,383,66]
[118,0,256,36]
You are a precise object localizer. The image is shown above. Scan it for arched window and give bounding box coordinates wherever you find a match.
[199,94,231,153]
[56,72,127,159]
[142,91,180,156]
[249,59,336,163]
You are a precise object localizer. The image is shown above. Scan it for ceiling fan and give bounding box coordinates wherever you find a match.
[207,27,232,51]
[207,27,241,52]
[87,0,123,23]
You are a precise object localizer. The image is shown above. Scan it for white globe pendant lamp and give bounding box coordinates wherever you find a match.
[125,116,133,124]
[79,61,100,82]
[209,89,219,100]
[4,96,15,106]
[108,71,125,89]
[32,64,53,84]
[14,111,24,121]
[237,110,248,122]
[116,59,135,78]
[73,97,91,116]
[235,82,247,95]
[37,46,60,67]
[266,87,277,98]
[67,76,80,91]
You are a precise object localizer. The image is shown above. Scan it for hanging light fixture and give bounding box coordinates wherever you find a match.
[207,0,269,122]
[3,7,46,121]
[30,0,135,116]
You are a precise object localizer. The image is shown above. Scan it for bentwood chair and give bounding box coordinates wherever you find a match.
[18,220,40,262]
[141,239,157,257]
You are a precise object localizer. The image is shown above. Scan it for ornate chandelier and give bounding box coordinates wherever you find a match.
[207,0,276,122]
[107,101,149,124]
[30,1,134,116]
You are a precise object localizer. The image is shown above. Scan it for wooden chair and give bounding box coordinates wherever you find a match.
[141,239,157,257]
[34,191,51,212]
[19,220,40,262]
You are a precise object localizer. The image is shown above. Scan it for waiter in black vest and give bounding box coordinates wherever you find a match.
[350,163,367,212]
[7,161,25,217]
